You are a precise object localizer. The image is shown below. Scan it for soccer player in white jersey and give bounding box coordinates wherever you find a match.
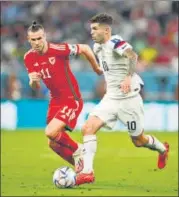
[75,13,169,185]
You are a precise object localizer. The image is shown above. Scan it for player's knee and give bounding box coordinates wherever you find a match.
[45,126,57,139]
[131,130,147,147]
[45,127,51,138]
[48,140,55,148]
[81,123,93,135]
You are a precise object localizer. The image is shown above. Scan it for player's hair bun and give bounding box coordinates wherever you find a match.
[32,21,37,27]
[27,21,43,32]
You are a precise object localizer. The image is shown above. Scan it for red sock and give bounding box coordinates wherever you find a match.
[54,131,78,152]
[50,141,75,165]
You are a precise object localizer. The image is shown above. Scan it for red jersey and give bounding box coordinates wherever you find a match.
[24,43,82,100]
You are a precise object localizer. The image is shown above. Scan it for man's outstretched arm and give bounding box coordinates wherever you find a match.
[78,44,103,75]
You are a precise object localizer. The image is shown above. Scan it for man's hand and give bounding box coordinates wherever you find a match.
[28,72,41,89]
[94,67,103,75]
[29,72,41,82]
[120,75,132,94]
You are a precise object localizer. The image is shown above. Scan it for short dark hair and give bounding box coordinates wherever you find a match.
[90,13,113,25]
[27,21,44,33]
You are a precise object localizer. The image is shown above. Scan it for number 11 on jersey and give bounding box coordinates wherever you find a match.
[41,68,52,79]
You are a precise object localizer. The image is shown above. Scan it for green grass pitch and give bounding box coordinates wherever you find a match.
[1,130,178,196]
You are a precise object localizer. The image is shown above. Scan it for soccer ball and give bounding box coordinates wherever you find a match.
[53,166,76,188]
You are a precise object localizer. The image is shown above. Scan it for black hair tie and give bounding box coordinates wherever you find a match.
[32,21,37,27]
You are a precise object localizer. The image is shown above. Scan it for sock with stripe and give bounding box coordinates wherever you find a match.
[82,135,97,173]
[144,135,166,154]
[49,140,75,165]
[53,131,78,152]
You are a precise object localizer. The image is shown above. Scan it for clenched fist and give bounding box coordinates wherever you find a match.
[120,75,132,94]
[28,72,41,82]
[94,67,103,75]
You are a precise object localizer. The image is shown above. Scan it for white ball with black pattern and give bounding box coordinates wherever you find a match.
[53,166,76,188]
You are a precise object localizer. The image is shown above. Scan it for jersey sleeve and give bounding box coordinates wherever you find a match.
[24,53,35,74]
[50,43,79,57]
[110,36,132,56]
[93,43,101,55]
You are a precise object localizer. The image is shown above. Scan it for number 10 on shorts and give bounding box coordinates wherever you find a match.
[127,121,136,131]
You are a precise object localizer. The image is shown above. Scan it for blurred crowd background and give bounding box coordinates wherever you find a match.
[1,1,178,101]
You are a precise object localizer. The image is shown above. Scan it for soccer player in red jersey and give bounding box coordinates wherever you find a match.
[24,21,102,173]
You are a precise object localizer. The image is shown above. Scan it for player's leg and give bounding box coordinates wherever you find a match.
[131,132,169,169]
[46,118,84,172]
[118,95,169,169]
[46,100,84,172]
[76,96,117,185]
[46,118,78,152]
[82,115,104,173]
[82,96,117,174]
[48,139,75,165]
[129,95,169,169]
[75,115,104,185]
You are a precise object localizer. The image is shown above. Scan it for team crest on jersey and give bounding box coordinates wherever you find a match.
[48,57,55,65]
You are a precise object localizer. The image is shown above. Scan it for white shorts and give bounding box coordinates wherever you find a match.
[90,94,144,136]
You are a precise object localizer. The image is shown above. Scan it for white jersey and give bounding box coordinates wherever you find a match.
[93,34,144,99]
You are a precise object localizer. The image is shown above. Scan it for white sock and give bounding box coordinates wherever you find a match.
[144,135,166,154]
[82,135,97,173]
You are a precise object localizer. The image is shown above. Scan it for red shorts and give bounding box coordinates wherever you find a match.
[47,98,83,131]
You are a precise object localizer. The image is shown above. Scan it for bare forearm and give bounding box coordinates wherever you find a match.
[79,44,100,71]
[84,51,99,70]
[123,48,138,76]
[128,55,137,76]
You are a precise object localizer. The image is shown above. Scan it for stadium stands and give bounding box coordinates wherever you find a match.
[1,1,178,101]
